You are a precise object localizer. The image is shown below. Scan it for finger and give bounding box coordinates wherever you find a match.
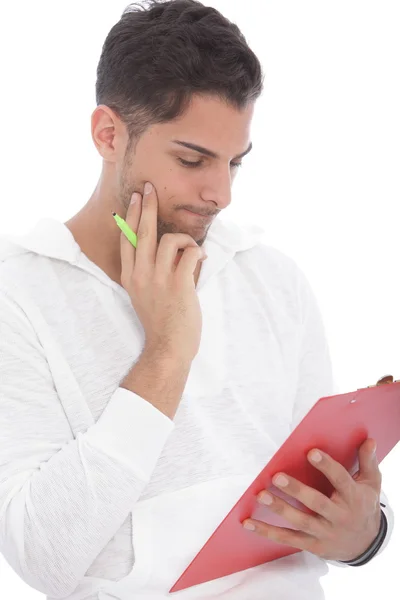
[155,233,202,275]
[176,246,207,282]
[242,519,314,552]
[120,191,142,277]
[257,489,327,537]
[358,438,381,488]
[307,449,355,502]
[264,474,341,525]
[134,181,158,272]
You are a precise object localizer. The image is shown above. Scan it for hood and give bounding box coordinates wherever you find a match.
[0,215,266,290]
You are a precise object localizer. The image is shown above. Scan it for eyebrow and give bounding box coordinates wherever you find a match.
[171,139,253,160]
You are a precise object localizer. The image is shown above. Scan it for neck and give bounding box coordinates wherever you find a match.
[65,197,123,287]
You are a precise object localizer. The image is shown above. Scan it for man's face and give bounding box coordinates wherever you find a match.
[117,94,254,248]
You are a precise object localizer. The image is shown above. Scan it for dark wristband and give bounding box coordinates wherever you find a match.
[339,507,388,566]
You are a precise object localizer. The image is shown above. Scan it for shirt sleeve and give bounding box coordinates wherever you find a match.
[290,267,395,567]
[0,288,175,598]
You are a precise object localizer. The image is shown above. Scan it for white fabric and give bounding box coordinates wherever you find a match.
[0,215,394,600]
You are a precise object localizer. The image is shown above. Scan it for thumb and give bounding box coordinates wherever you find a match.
[358,438,379,479]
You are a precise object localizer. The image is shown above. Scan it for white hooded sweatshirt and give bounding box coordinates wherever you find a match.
[0,215,394,600]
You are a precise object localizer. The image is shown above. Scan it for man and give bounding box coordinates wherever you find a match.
[0,1,394,599]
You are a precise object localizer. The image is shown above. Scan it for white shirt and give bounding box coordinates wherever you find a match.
[0,215,394,600]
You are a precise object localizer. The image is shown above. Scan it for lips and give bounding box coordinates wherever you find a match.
[185,209,210,216]
[183,209,215,221]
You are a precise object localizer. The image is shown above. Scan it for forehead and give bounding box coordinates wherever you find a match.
[156,94,255,149]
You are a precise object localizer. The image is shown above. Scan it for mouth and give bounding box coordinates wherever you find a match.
[182,209,215,223]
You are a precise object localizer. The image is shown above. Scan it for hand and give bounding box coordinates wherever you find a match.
[242,438,382,562]
[120,182,208,362]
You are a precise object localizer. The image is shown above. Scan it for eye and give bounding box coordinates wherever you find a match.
[178,158,243,169]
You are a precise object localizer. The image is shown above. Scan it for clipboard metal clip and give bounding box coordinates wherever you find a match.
[370,375,395,387]
[355,375,397,394]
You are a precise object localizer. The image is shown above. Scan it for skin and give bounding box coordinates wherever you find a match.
[65,93,254,287]
[243,438,382,562]
[65,93,382,562]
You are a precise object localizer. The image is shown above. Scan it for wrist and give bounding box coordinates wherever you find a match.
[340,508,388,566]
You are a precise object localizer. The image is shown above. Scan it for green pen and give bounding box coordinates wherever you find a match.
[112,212,137,248]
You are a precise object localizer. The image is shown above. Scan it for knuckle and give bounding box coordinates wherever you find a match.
[185,245,201,257]
[273,502,285,516]
[279,529,292,544]
[184,234,198,245]
[298,514,312,532]
[161,232,197,247]
[160,233,174,242]
[313,495,329,515]
[137,227,150,241]
[334,473,348,489]
[287,480,298,494]
[159,233,175,249]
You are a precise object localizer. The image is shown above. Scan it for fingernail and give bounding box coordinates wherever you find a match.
[243,521,255,531]
[131,192,140,204]
[274,475,289,487]
[144,182,153,195]
[259,493,273,505]
[311,451,322,463]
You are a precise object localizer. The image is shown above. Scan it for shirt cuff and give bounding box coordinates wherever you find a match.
[327,492,395,568]
[85,386,175,482]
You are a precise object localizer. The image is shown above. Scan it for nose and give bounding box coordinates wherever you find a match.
[200,167,233,210]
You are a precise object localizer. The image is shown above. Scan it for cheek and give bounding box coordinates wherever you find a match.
[161,169,195,201]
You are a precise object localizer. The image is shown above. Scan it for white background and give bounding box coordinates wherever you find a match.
[0,0,399,598]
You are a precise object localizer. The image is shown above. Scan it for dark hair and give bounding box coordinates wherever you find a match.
[95,0,264,150]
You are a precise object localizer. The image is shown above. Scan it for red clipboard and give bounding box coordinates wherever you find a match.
[170,375,400,594]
